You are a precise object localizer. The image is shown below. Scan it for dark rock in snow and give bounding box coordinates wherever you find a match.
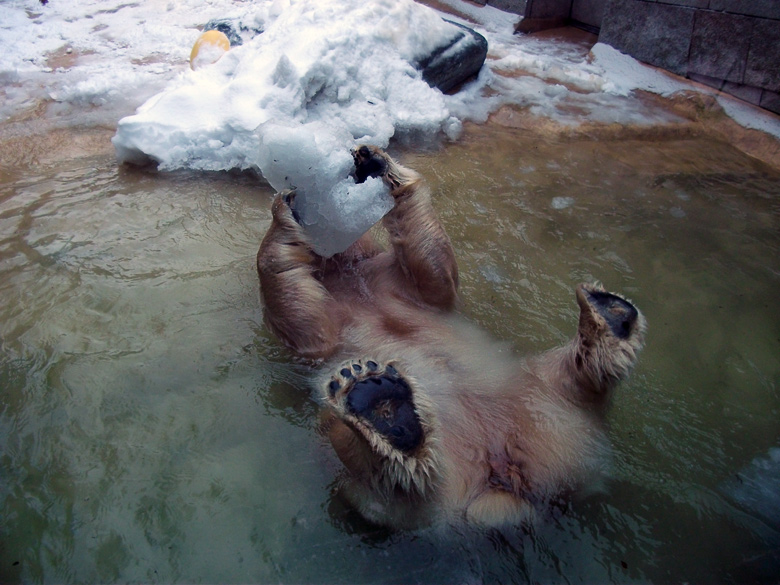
[415,21,488,93]
[203,17,487,94]
[204,19,264,47]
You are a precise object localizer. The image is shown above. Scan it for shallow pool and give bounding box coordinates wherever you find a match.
[1,115,779,583]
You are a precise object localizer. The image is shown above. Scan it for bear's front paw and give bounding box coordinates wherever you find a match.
[325,359,423,455]
[351,145,389,185]
[271,188,302,225]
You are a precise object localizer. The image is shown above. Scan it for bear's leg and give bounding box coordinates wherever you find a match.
[353,146,459,311]
[570,282,646,397]
[256,190,341,358]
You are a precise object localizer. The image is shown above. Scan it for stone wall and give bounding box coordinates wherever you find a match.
[516,0,606,32]
[469,0,528,14]
[509,0,780,115]
[599,0,780,114]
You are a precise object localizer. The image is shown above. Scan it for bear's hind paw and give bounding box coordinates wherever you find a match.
[577,283,643,341]
[325,359,423,455]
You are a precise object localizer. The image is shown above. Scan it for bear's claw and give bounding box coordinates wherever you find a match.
[326,359,423,454]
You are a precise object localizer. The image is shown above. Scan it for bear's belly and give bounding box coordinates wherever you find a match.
[322,299,613,526]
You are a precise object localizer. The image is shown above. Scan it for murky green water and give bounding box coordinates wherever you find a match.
[1,121,779,583]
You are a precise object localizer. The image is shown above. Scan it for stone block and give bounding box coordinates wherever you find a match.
[524,0,571,19]
[722,81,764,105]
[688,72,725,91]
[688,11,751,84]
[488,0,527,14]
[571,0,608,29]
[759,89,780,115]
[658,0,710,8]
[709,0,780,19]
[689,74,767,107]
[745,18,780,91]
[515,17,568,33]
[599,0,695,76]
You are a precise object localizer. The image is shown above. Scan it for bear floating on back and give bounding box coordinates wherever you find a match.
[257,146,646,528]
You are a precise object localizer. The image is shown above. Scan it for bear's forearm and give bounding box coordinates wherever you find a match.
[257,200,341,358]
[383,185,459,310]
[259,261,341,358]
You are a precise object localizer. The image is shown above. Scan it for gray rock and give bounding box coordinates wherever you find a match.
[415,21,488,93]
[203,17,487,95]
[204,19,264,47]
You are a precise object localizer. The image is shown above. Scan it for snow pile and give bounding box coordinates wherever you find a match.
[591,42,780,138]
[0,0,240,124]
[5,0,777,151]
[112,0,464,174]
[111,0,472,255]
[3,0,779,182]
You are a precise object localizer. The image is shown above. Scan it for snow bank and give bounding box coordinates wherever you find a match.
[0,0,234,123]
[111,0,476,255]
[107,1,780,254]
[3,0,778,193]
[591,42,780,139]
[112,0,463,175]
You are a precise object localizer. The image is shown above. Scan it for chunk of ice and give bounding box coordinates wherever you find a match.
[722,446,780,526]
[256,121,354,196]
[255,121,393,257]
[298,176,393,257]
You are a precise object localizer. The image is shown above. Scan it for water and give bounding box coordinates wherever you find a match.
[1,117,779,583]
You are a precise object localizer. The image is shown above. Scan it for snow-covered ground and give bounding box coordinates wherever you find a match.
[2,0,779,176]
[5,0,778,255]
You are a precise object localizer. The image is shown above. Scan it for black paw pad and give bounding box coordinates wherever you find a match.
[346,375,423,454]
[587,290,638,339]
[352,146,387,184]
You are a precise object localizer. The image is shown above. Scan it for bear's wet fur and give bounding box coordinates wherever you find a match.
[257,146,646,529]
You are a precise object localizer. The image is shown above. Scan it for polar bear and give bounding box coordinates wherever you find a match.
[256,146,646,528]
